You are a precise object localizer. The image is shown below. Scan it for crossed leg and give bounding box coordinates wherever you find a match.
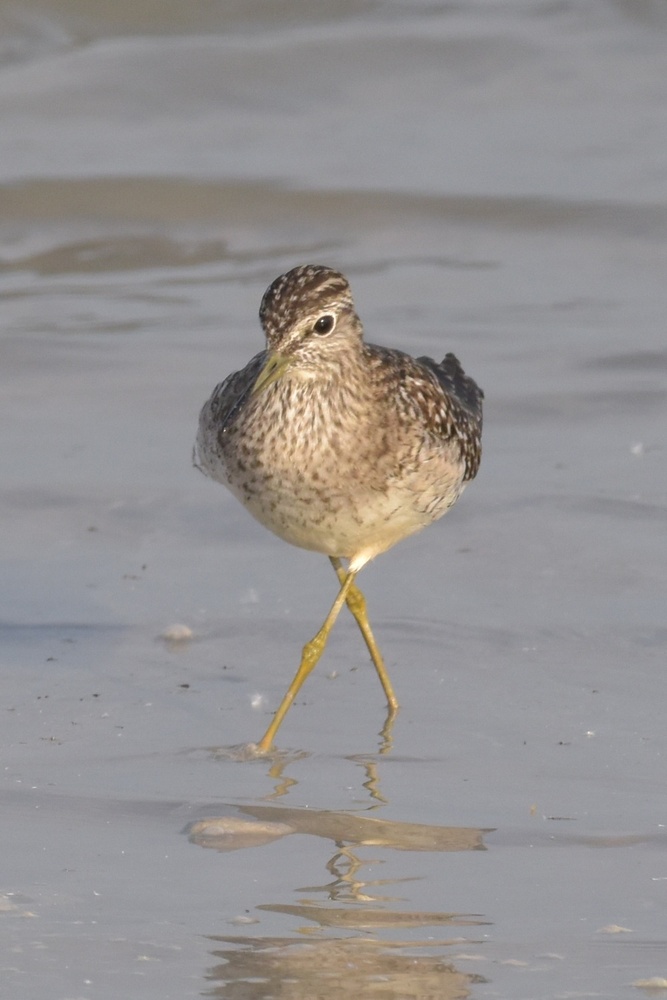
[329,557,398,711]
[255,559,399,753]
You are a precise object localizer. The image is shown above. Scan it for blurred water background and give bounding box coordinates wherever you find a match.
[1,2,666,998]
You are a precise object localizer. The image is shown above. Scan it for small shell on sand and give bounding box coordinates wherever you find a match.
[161,623,193,642]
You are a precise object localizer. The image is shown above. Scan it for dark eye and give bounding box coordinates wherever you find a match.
[313,314,335,335]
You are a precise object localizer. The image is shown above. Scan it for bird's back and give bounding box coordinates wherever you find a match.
[364,344,483,485]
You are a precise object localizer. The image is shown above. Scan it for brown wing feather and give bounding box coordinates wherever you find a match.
[367,346,483,483]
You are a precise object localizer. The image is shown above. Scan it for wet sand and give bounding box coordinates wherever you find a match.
[1,2,666,998]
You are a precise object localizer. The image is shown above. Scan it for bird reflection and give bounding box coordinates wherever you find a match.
[205,934,486,999]
[188,803,491,997]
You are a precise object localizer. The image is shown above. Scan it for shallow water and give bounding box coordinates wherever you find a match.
[2,2,666,998]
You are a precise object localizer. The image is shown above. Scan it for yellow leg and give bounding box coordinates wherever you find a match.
[255,569,358,753]
[329,557,399,712]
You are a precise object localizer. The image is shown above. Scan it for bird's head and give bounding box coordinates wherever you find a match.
[253,264,362,394]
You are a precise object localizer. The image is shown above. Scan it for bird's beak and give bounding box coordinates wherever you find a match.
[252,351,292,396]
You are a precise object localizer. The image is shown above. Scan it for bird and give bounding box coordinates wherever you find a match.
[194,264,483,752]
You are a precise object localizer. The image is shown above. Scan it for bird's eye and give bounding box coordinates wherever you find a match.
[313,314,336,335]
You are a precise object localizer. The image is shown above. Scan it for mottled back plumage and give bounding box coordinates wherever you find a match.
[414,352,483,480]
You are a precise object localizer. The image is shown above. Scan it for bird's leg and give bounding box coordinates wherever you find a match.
[255,569,358,753]
[329,557,399,712]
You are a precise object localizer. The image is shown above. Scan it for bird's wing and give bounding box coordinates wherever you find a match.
[368,346,483,483]
[416,353,483,424]
[204,350,268,433]
[414,352,483,481]
[193,350,268,476]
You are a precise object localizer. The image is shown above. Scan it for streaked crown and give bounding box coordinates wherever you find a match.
[259,265,355,346]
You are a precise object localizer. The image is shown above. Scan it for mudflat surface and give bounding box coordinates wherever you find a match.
[1,2,666,998]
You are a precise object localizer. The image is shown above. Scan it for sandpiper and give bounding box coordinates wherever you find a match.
[195,265,483,751]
